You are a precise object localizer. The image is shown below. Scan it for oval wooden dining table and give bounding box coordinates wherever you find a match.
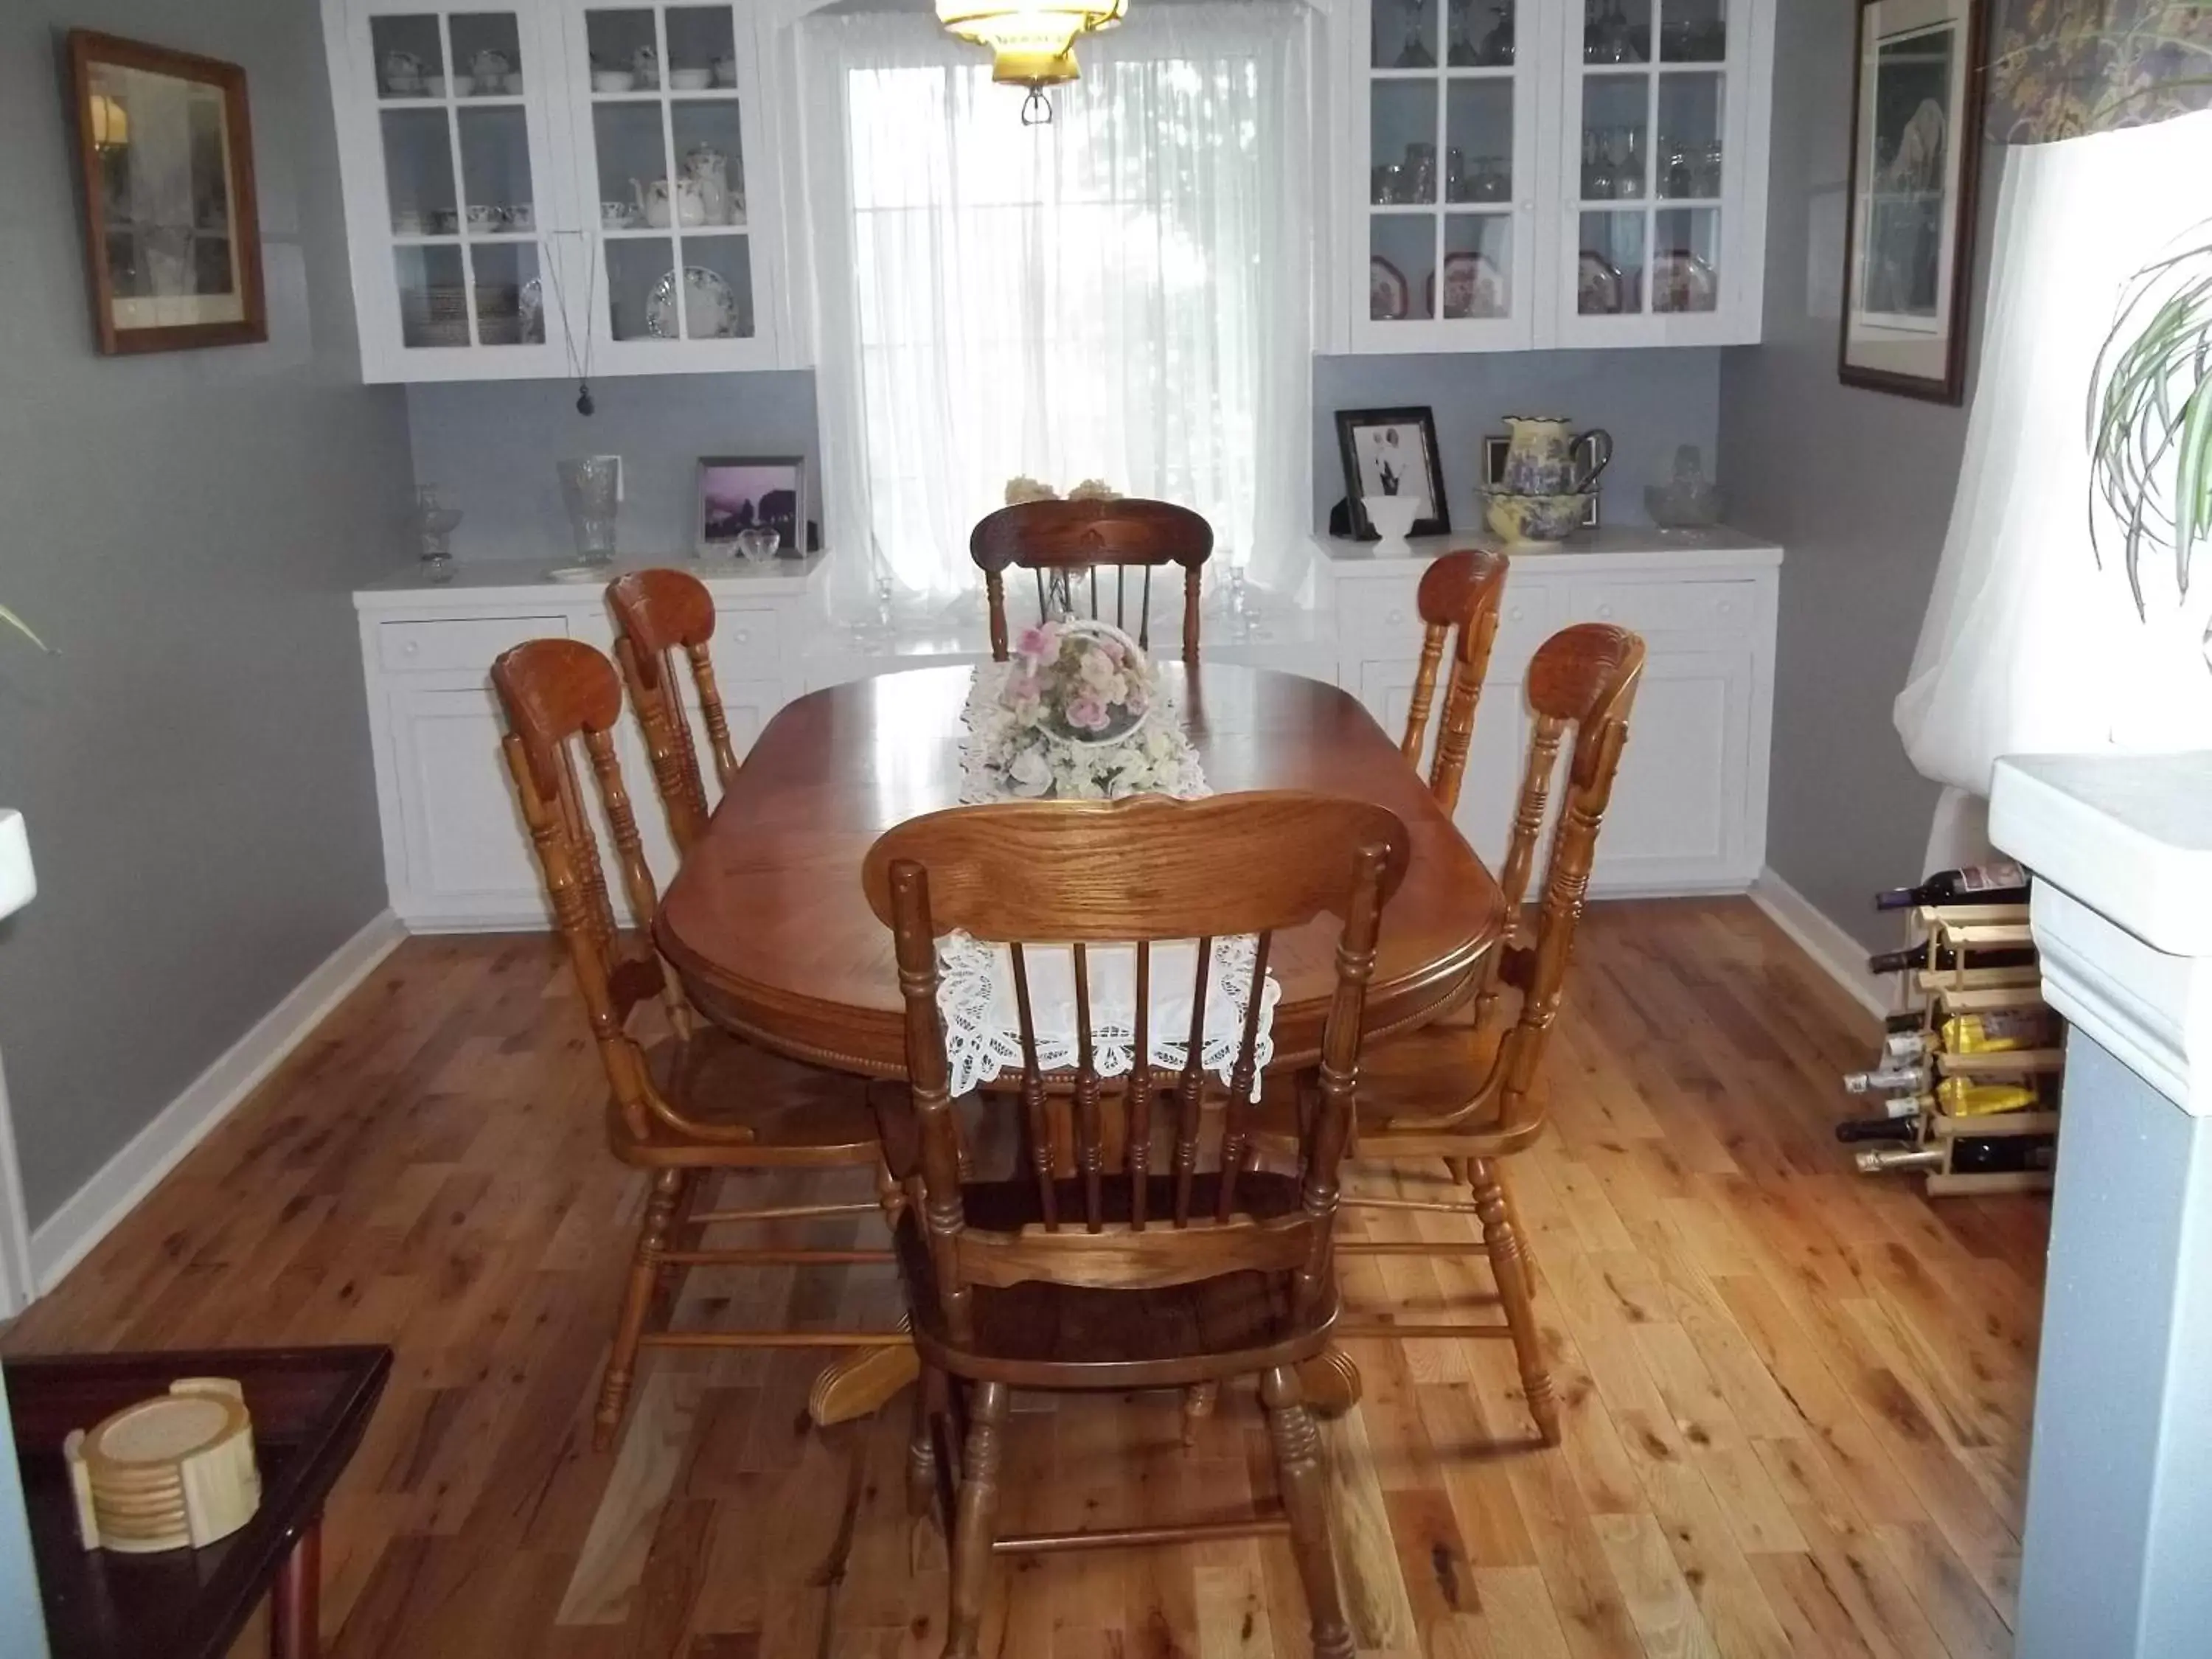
[654,661,1508,1422]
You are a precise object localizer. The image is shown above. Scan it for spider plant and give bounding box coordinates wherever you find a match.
[2087,222,2212,616]
[0,608,44,653]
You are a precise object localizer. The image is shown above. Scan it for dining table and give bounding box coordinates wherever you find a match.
[654,660,1506,1423]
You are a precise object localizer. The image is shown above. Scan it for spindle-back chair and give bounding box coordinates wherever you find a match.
[970,498,1214,663]
[606,568,740,852]
[491,637,897,1449]
[1256,623,1646,1447]
[1397,547,1510,813]
[862,792,1408,1659]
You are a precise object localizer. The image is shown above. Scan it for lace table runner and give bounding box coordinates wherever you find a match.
[940,662,1277,1097]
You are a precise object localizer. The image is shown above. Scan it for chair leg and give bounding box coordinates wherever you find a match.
[1259,1366,1354,1659]
[1472,1158,1558,1446]
[595,1167,684,1451]
[653,1169,705,1309]
[944,1379,1009,1659]
[1180,1381,1218,1447]
[908,1366,940,1521]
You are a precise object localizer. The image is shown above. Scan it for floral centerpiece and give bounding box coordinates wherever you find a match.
[974,619,1194,799]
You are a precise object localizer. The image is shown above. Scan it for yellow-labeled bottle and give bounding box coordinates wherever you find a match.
[1935,1078,2039,1117]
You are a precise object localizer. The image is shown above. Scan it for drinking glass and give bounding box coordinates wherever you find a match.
[557,456,622,563]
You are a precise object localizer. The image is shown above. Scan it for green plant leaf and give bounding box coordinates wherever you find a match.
[0,606,47,653]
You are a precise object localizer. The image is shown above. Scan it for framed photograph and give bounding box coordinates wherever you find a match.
[1481,437,1601,528]
[1335,407,1450,540]
[1837,0,1986,403]
[66,31,267,355]
[696,456,806,555]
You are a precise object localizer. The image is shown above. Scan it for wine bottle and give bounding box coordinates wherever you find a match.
[1936,1079,2039,1117]
[1855,1147,1943,1173]
[1884,1008,2054,1063]
[1843,1062,1930,1095]
[1950,1135,2056,1175]
[1883,1010,1927,1035]
[1874,861,2030,911]
[1867,944,2037,975]
[1834,1116,1918,1143]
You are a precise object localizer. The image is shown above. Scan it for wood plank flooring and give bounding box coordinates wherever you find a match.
[1,900,2048,1658]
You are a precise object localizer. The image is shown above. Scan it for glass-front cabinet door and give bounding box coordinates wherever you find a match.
[1353,0,1543,349]
[335,3,570,378]
[557,1,777,372]
[1551,0,1760,345]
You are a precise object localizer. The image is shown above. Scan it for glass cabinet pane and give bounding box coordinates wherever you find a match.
[678,234,754,338]
[1372,0,1439,69]
[1370,215,1435,321]
[1444,80,1512,203]
[1655,72,1723,198]
[1371,80,1439,204]
[457,106,534,230]
[664,5,738,86]
[1579,211,1644,315]
[396,243,470,346]
[470,240,543,344]
[1659,0,1727,61]
[1580,74,1649,201]
[448,12,525,94]
[1444,0,1514,66]
[1441,215,1510,319]
[1584,0,1651,64]
[1653,206,1719,312]
[370,15,444,98]
[585,8,661,88]
[593,101,667,224]
[671,101,746,225]
[382,108,458,235]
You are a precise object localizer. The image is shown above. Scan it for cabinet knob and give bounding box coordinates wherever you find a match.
[403,639,420,656]
[734,630,750,644]
[1509,605,1525,622]
[1597,604,1615,619]
[1519,200,1533,212]
[1385,608,1404,626]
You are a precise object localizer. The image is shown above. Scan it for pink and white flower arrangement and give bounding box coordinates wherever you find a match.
[975,619,1192,799]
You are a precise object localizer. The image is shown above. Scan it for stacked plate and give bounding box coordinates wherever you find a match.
[66,1380,260,1554]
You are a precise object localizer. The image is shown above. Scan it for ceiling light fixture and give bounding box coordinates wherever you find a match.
[935,0,1127,123]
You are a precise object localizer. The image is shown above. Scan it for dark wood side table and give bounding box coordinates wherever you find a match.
[5,1346,391,1659]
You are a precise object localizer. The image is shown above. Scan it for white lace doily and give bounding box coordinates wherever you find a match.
[941,661,1277,1097]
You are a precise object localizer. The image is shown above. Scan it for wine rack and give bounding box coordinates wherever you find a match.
[1852,900,2063,1197]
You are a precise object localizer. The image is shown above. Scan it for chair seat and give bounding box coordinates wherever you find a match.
[897,1172,1336,1388]
[606,1026,883,1166]
[1251,1002,1503,1152]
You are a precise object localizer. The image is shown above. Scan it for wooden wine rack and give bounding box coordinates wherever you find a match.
[1887,902,2062,1197]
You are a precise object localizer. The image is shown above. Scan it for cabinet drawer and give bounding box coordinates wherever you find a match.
[378,616,569,675]
[1340,577,1551,659]
[712,608,782,672]
[1563,579,1757,637]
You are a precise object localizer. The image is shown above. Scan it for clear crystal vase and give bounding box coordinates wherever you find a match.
[557,456,622,564]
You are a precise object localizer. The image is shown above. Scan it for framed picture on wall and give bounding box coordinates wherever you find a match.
[1335,407,1450,540]
[696,456,806,557]
[1837,0,1987,403]
[66,31,268,355]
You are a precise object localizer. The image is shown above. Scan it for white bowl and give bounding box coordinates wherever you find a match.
[669,67,713,90]
[592,69,636,93]
[1361,495,1421,543]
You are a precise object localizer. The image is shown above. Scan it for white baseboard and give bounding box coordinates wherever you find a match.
[1748,867,1891,1023]
[27,909,406,1296]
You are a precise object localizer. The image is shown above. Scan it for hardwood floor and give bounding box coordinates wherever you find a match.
[1,899,2048,1658]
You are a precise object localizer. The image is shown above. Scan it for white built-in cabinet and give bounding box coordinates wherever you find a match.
[1341,0,1773,350]
[324,0,785,380]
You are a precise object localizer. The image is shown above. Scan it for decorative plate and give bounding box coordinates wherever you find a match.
[1427,250,1506,320]
[518,276,544,344]
[646,265,737,339]
[1368,255,1410,321]
[1576,248,1623,315]
[1651,249,1717,313]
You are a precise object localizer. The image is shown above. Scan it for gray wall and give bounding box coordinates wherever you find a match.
[407,373,821,560]
[0,1,409,1226]
[1313,349,1722,531]
[1716,0,1994,950]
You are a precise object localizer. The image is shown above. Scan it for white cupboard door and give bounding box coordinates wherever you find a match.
[1354,659,1533,869]
[1593,646,1755,890]
[387,684,550,922]
[554,1,782,373]
[335,1,574,381]
[1350,0,1544,350]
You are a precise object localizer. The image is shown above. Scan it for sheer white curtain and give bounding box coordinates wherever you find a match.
[1893,111,2212,867]
[793,4,1314,616]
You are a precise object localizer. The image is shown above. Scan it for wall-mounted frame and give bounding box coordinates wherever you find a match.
[1335,406,1450,540]
[1837,0,1987,403]
[66,30,267,355]
[696,455,807,557]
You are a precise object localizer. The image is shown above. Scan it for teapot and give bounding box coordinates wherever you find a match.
[633,175,707,229]
[468,48,510,91]
[681,143,739,225]
[630,43,660,86]
[382,48,425,94]
[1500,414,1613,494]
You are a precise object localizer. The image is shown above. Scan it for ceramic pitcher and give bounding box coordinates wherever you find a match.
[682,144,734,225]
[1501,415,1614,493]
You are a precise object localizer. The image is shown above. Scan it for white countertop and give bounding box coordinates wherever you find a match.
[1312,524,1784,577]
[355,552,828,610]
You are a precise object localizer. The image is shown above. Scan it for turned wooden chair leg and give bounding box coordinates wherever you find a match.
[908,1366,940,1522]
[595,1167,684,1450]
[945,1379,1009,1659]
[653,1168,704,1310]
[1472,1158,1558,1445]
[1501,1170,1537,1301]
[1180,1382,1218,1447]
[1259,1365,1354,1659]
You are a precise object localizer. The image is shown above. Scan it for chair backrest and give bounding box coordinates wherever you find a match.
[606,568,740,852]
[490,638,687,1141]
[1484,623,1646,1138]
[1397,549,1509,814]
[860,793,1407,1341]
[970,498,1215,663]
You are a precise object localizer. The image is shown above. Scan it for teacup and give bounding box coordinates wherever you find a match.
[712,54,737,86]
[504,203,534,232]
[465,204,503,232]
[600,200,635,228]
[425,209,459,234]
[591,67,635,93]
[422,73,448,97]
[392,209,426,236]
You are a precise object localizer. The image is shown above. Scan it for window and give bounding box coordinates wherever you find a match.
[800,6,1313,611]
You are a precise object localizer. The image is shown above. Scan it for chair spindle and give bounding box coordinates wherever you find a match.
[1172,936,1212,1228]
[1127,941,1152,1231]
[1214,930,1273,1222]
[1072,943,1104,1232]
[1008,943,1057,1231]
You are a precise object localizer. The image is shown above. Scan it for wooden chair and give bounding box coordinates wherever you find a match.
[490,637,899,1450]
[605,568,740,852]
[1256,623,1646,1447]
[862,792,1408,1659]
[1397,547,1510,814]
[970,498,1214,662]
